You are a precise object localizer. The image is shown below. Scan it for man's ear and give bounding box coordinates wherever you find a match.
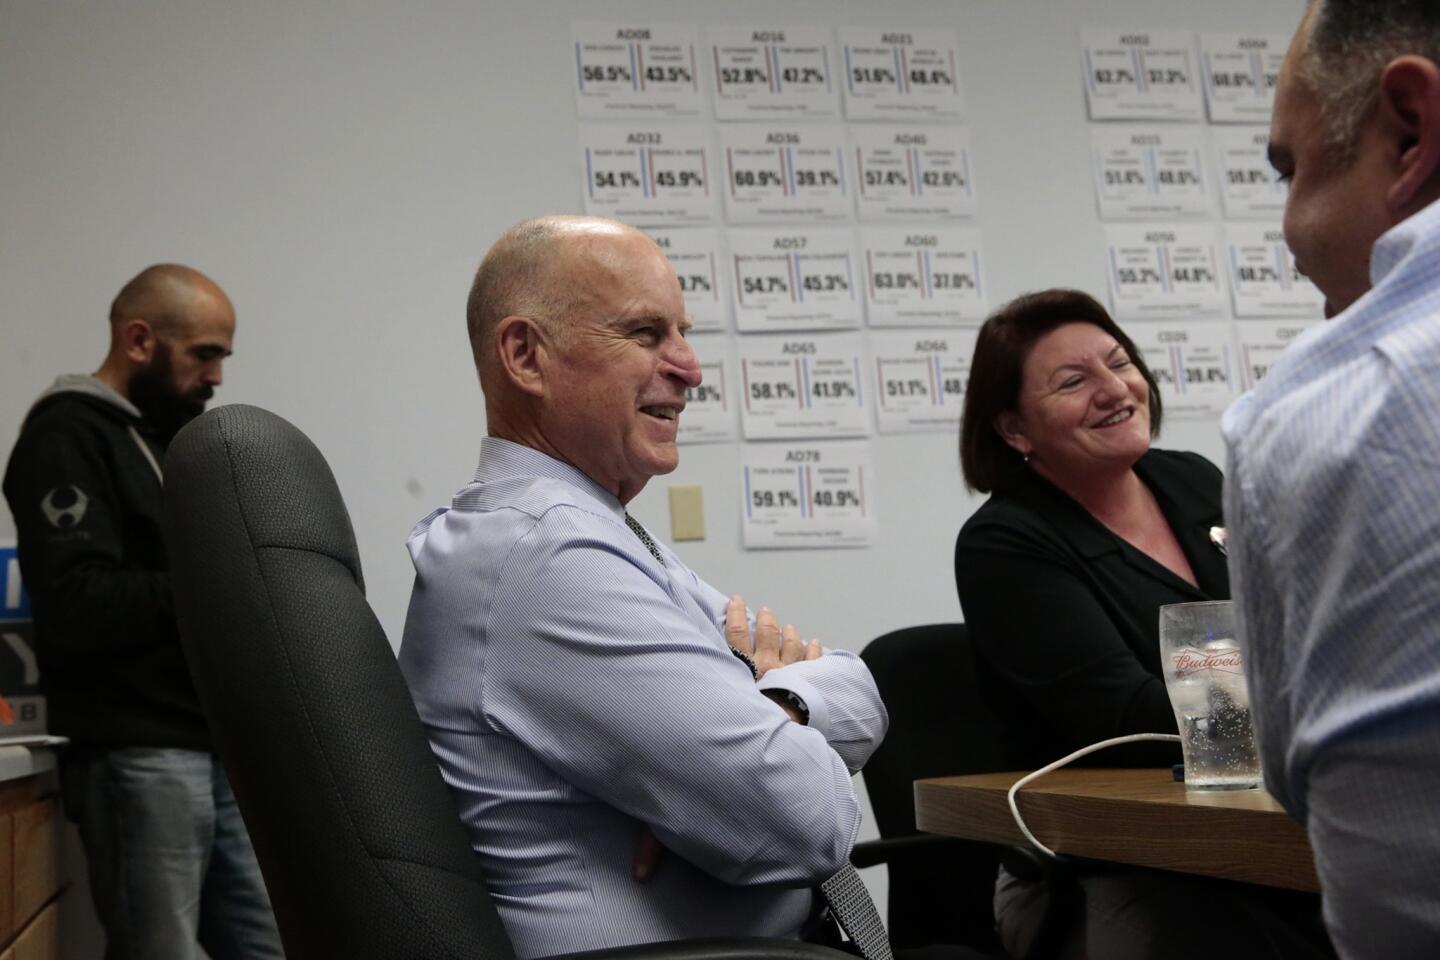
[494,316,548,398]
[1379,55,1440,213]
[118,318,156,365]
[994,410,1032,457]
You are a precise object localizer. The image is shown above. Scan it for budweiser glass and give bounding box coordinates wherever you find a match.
[1158,601,1261,790]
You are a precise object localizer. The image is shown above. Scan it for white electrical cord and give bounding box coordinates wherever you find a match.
[1007,733,1183,859]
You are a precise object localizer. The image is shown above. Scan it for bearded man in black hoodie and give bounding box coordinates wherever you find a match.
[3,264,283,959]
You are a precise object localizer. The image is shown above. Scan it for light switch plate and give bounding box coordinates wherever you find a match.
[668,485,705,541]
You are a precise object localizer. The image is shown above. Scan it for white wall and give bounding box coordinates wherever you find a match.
[1,0,1304,954]
[1,0,1307,649]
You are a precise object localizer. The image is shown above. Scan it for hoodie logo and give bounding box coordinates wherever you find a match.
[41,486,89,529]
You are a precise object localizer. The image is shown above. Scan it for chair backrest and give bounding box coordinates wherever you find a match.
[860,624,1010,953]
[164,404,514,960]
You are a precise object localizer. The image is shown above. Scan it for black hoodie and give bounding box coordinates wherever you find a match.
[2,375,210,751]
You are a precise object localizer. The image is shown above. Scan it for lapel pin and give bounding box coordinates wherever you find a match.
[1209,526,1227,557]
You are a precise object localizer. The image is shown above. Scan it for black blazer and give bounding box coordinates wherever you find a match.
[954,449,1229,769]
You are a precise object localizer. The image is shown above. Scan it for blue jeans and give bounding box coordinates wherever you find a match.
[61,747,285,960]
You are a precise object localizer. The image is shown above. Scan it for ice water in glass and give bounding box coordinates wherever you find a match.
[1159,601,1261,790]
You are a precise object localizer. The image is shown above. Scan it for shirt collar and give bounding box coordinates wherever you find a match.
[1370,195,1440,287]
[1226,195,1440,430]
[473,436,626,521]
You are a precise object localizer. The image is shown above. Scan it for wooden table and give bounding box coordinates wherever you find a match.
[914,768,1318,892]
[0,746,61,960]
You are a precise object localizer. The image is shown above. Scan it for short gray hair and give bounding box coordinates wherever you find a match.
[465,217,592,377]
[1300,0,1440,161]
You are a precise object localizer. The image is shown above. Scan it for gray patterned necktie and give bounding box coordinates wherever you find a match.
[625,513,666,565]
[820,865,893,960]
[624,513,892,960]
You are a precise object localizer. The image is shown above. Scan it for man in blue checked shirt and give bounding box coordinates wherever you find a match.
[398,216,889,959]
[1222,2,1440,956]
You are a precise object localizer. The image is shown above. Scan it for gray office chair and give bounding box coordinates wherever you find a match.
[854,625,1008,957]
[856,626,1082,960]
[163,403,853,960]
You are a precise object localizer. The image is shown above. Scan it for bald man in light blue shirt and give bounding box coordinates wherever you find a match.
[400,217,888,959]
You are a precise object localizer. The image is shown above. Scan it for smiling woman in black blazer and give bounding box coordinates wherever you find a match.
[957,445,1228,770]
[955,289,1228,772]
[952,291,1330,960]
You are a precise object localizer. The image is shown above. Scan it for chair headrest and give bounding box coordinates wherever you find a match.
[165,404,364,591]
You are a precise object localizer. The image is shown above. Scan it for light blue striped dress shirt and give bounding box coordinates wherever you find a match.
[1222,197,1440,958]
[398,438,889,959]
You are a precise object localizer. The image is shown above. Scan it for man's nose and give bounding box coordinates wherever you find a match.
[204,361,225,387]
[663,338,703,388]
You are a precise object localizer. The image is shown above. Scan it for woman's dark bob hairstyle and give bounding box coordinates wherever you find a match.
[959,288,1163,493]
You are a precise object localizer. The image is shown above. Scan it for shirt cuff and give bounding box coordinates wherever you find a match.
[758,667,829,739]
